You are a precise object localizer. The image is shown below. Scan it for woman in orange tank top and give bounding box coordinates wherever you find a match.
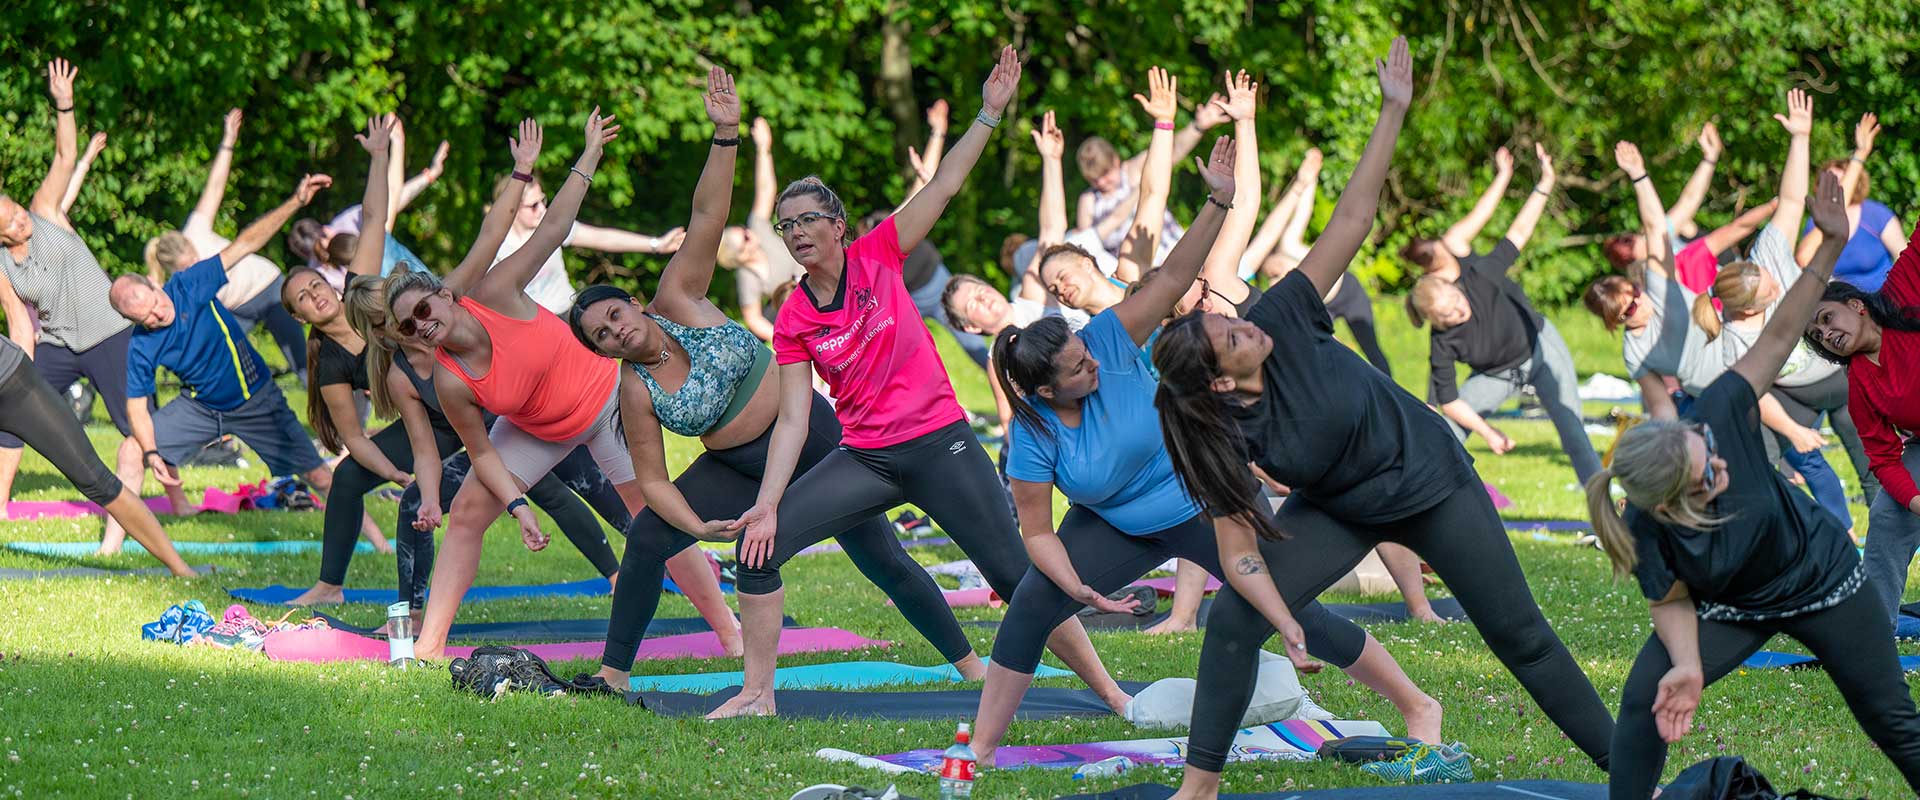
[381,111,737,661]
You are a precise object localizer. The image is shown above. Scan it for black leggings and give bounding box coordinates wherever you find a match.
[0,359,123,504]
[1185,484,1615,773]
[317,423,619,588]
[1611,583,1920,799]
[601,393,967,673]
[992,508,1366,675]
[1770,371,1878,504]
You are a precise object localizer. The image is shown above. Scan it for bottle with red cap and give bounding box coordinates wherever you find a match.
[937,722,976,798]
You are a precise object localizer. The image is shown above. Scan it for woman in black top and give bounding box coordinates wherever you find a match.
[1149,41,1614,798]
[1404,144,1602,485]
[1585,173,1920,799]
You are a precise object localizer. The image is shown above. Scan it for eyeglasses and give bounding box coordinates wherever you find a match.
[1620,284,1643,323]
[1199,278,1234,310]
[395,294,436,337]
[773,211,839,235]
[1691,423,1719,494]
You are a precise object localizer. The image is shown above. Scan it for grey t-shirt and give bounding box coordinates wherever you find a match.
[0,213,131,352]
[1622,267,1711,392]
[1692,226,1841,393]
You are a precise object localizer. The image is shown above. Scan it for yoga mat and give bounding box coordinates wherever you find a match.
[629,660,1074,693]
[9,540,369,557]
[1325,598,1468,623]
[829,718,1392,775]
[1138,575,1223,596]
[313,613,797,643]
[1898,615,1920,640]
[901,587,1000,608]
[662,576,736,595]
[230,577,610,604]
[1502,519,1592,532]
[1057,780,1605,799]
[1741,650,1920,671]
[633,681,1150,720]
[1485,482,1513,510]
[1903,601,1920,619]
[4,496,178,520]
[0,564,214,579]
[263,626,885,664]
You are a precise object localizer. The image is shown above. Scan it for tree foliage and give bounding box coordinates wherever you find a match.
[1,1,1913,308]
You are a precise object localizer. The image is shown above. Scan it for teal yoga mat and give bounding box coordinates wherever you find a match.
[1742,651,1920,671]
[8,540,369,557]
[230,578,610,604]
[628,660,1073,693]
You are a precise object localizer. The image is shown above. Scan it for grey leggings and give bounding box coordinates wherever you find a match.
[991,507,1365,675]
[1610,583,1920,799]
[1864,445,1920,625]
[1444,321,1603,484]
[1185,484,1615,773]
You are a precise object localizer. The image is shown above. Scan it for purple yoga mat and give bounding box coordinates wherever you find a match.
[1137,575,1223,596]
[6,496,180,521]
[261,626,888,664]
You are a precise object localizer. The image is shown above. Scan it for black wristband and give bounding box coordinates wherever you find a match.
[711,136,741,148]
[1206,194,1232,211]
[142,450,163,461]
[1630,174,1649,184]
[54,104,74,114]
[1532,187,1551,196]
[505,497,529,515]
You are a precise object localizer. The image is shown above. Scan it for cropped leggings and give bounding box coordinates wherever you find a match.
[318,422,620,591]
[992,507,1365,675]
[0,356,123,505]
[1185,483,1616,773]
[1610,583,1920,799]
[601,393,967,673]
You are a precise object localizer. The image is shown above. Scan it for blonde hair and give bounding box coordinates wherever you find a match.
[1404,274,1455,328]
[1075,137,1121,182]
[1584,419,1727,576]
[143,232,196,285]
[343,275,400,420]
[1691,261,1768,342]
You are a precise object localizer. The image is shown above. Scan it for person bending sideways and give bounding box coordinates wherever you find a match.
[1588,171,1920,800]
[1601,122,1725,274]
[285,116,443,293]
[110,174,343,516]
[1795,112,1910,292]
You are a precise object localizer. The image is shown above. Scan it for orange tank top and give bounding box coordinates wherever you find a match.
[435,296,617,442]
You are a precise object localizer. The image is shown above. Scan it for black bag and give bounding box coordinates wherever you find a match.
[1314,735,1418,764]
[1659,757,1777,800]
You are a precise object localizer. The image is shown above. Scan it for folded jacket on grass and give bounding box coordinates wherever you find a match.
[631,681,1151,719]
[0,564,214,579]
[11,540,368,557]
[262,626,886,664]
[629,660,1074,693]
[1057,780,1605,799]
[313,613,797,643]
[1740,650,1920,671]
[819,719,1391,775]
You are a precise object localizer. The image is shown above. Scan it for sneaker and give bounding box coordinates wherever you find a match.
[891,511,929,536]
[1359,742,1473,784]
[790,786,914,800]
[468,646,567,697]
[449,657,510,700]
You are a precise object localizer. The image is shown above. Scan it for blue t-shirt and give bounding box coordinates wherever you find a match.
[1805,200,1896,292]
[383,232,426,278]
[126,256,271,412]
[1004,309,1202,534]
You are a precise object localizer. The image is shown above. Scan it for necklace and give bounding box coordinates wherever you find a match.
[645,346,671,370]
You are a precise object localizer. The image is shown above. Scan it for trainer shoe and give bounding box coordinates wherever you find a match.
[790,786,916,800]
[1359,742,1473,784]
[449,657,510,701]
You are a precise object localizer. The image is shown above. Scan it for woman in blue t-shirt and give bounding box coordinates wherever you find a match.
[965,137,1439,768]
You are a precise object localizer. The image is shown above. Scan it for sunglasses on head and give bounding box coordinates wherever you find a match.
[1691,423,1719,494]
[773,211,838,235]
[395,293,436,337]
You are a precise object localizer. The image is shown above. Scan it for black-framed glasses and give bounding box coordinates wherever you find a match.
[773,211,839,235]
[395,294,436,337]
[1692,423,1719,494]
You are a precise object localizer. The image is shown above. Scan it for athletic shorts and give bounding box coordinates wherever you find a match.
[152,381,325,477]
[489,382,635,487]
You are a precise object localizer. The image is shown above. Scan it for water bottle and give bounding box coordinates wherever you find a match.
[937,722,976,799]
[386,602,415,668]
[1071,756,1135,780]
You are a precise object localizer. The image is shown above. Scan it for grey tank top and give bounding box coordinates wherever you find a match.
[395,351,465,435]
[0,213,130,351]
[631,313,768,437]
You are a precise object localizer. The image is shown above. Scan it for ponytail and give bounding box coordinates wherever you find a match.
[1696,261,1771,343]
[1690,292,1723,343]
[991,317,1075,443]
[303,330,344,453]
[1151,313,1283,540]
[342,275,398,419]
[1583,469,1636,577]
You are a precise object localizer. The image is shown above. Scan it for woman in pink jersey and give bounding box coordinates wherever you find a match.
[381,111,734,661]
[710,46,1126,719]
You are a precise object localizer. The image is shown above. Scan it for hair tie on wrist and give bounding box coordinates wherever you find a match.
[712,136,741,148]
[1630,174,1649,184]
[1153,121,1176,131]
[54,104,74,114]
[1532,187,1550,196]
[511,170,534,183]
[1849,155,1866,164]
[1703,158,1717,165]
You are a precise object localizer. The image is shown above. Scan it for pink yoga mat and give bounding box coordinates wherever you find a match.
[1485,482,1514,510]
[1137,576,1223,597]
[261,626,888,664]
[6,495,180,521]
[890,587,1000,609]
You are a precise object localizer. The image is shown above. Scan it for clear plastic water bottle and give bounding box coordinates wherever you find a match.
[937,722,976,799]
[1071,755,1134,780]
[386,602,415,668]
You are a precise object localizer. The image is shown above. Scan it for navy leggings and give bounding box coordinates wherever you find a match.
[601,393,967,673]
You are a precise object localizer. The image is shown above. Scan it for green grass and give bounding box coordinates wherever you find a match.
[1,299,1915,799]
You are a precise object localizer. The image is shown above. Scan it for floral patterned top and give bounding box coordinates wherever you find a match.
[631,313,768,437]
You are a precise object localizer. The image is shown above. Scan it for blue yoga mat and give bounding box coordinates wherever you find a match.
[231,577,613,604]
[1742,650,1920,671]
[629,660,1074,693]
[663,576,736,595]
[1898,615,1920,640]
[9,540,370,557]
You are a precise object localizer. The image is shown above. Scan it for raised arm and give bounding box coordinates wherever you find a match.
[1442,147,1514,257]
[656,68,742,307]
[1243,150,1316,272]
[892,45,1023,253]
[1730,170,1848,395]
[1665,123,1722,239]
[1033,111,1069,245]
[1797,112,1877,267]
[1766,88,1813,250]
[384,116,407,231]
[750,117,778,223]
[188,110,244,229]
[220,174,331,268]
[1195,71,1261,295]
[477,109,616,308]
[1116,67,1179,274]
[58,132,107,216]
[1614,141,1673,271]
[1701,199,1778,257]
[444,119,543,296]
[905,99,948,200]
[349,114,397,278]
[1298,37,1412,298]
[1502,142,1556,253]
[30,59,81,228]
[1113,137,1234,343]
[568,224,684,254]
[396,140,449,211]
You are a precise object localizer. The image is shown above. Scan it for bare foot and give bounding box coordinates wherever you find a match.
[283,583,347,606]
[975,748,998,769]
[1143,616,1197,635]
[705,689,776,719]
[1400,693,1444,744]
[374,612,424,637]
[717,624,744,658]
[954,654,988,681]
[1098,687,1134,715]
[1407,605,1448,625]
[595,666,631,687]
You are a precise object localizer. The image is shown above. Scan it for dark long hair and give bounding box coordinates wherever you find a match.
[991,317,1074,442]
[1150,312,1283,540]
[279,266,345,453]
[567,283,639,354]
[1802,280,1920,364]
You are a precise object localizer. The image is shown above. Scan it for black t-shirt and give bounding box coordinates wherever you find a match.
[311,335,370,392]
[1230,271,1478,524]
[901,241,942,292]
[1626,373,1861,619]
[1233,280,1264,318]
[1427,240,1543,404]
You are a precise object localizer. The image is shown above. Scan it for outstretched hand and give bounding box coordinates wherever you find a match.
[509,118,543,172]
[1854,112,1881,155]
[1613,140,1646,177]
[703,66,740,128]
[1697,122,1722,162]
[47,58,77,108]
[750,117,772,150]
[981,44,1023,117]
[1193,92,1230,130]
[1217,69,1258,121]
[1376,36,1413,109]
[1132,66,1179,124]
[582,106,621,165]
[1076,585,1142,615]
[926,98,950,137]
[906,146,935,184]
[83,131,108,161]
[1809,169,1849,238]
[1197,135,1237,198]
[356,113,397,156]
[1774,87,1813,137]
[1534,142,1556,187]
[425,140,451,181]
[222,108,244,146]
[1030,109,1065,160]
[292,174,333,207]
[1493,146,1515,176]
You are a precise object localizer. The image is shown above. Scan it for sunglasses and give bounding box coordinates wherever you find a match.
[1619,284,1643,323]
[395,293,436,337]
[773,211,839,235]
[1199,278,1235,310]
[1691,423,1719,494]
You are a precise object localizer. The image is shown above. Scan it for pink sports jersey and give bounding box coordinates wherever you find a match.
[772,217,966,448]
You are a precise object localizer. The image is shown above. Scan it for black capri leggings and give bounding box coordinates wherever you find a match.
[601,393,968,673]
[1185,483,1616,773]
[992,507,1366,675]
[0,358,123,505]
[1611,581,1920,799]
[1770,371,1878,504]
[317,422,620,590]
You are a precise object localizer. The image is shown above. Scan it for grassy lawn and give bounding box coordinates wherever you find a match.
[0,298,1914,799]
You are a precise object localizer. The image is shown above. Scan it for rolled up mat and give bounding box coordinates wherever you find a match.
[263,626,886,664]
[823,719,1390,773]
[630,660,1074,693]
[5,496,178,520]
[231,577,611,604]
[313,613,798,643]
[0,564,214,579]
[1741,650,1920,671]
[1055,780,1606,799]
[632,681,1150,719]
[9,540,368,557]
